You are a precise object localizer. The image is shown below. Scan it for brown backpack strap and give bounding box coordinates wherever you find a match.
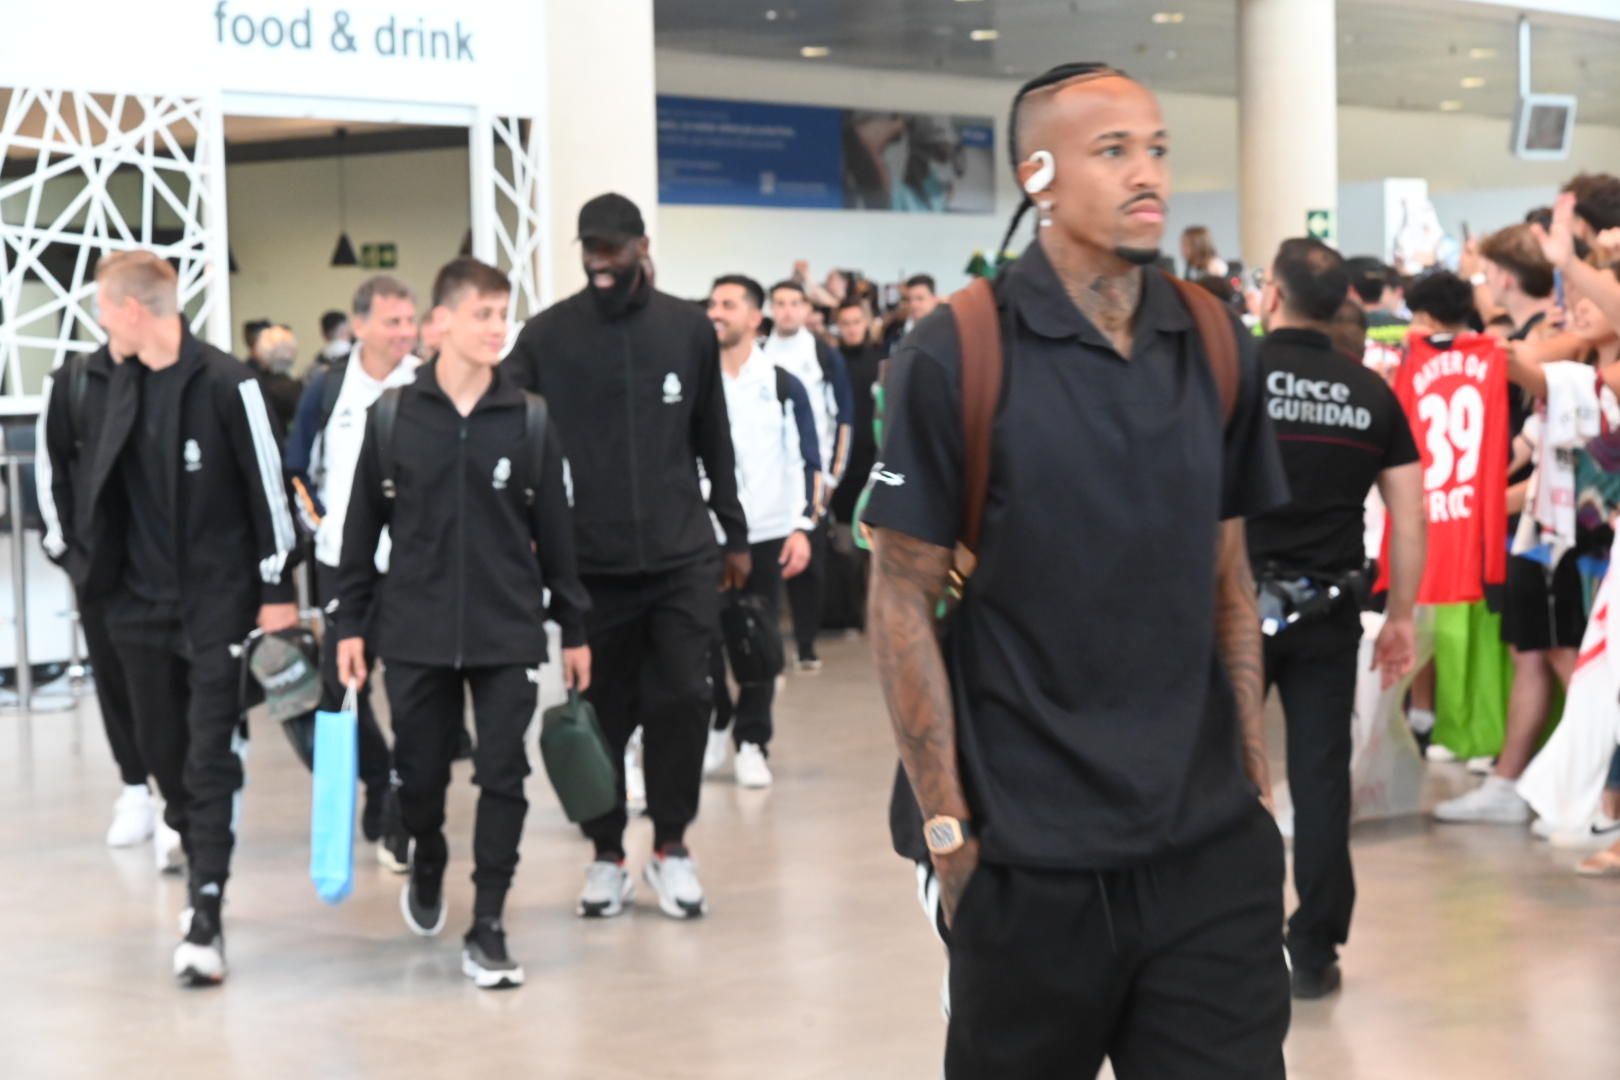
[949,277,1004,555]
[1166,273,1240,425]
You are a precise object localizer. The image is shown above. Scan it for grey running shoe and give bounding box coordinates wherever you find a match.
[577,859,634,919]
[644,846,707,920]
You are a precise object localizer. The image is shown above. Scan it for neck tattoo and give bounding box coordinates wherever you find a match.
[1063,272,1143,357]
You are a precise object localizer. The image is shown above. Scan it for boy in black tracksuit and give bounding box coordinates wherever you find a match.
[36,347,154,845]
[338,258,590,989]
[83,252,302,988]
[504,194,749,921]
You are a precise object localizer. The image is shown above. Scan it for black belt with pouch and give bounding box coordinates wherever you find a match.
[1256,564,1369,638]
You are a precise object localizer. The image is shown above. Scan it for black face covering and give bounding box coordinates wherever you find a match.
[1114,246,1162,267]
[587,261,645,318]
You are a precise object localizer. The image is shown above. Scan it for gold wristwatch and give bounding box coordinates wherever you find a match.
[924,815,973,856]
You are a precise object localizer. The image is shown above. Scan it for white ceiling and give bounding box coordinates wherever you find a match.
[653,0,1620,127]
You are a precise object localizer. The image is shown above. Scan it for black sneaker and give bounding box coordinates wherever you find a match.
[377,788,410,874]
[401,862,446,937]
[361,785,385,843]
[174,892,227,987]
[1291,960,1342,1000]
[462,918,524,989]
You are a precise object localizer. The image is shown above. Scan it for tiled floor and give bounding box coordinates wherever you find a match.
[1,633,1615,1078]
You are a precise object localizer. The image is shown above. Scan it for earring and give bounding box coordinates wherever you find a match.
[1037,201,1055,228]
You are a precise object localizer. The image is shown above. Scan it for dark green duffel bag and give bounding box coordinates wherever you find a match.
[539,691,618,823]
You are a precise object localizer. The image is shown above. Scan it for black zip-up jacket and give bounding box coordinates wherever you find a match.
[83,328,300,646]
[503,282,748,576]
[337,361,590,667]
[37,346,119,597]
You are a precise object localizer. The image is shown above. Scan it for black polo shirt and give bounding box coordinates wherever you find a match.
[1246,328,1418,577]
[864,241,1287,870]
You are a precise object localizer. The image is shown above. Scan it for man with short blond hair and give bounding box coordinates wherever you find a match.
[85,247,300,987]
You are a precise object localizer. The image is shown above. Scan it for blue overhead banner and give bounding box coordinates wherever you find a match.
[657,95,995,214]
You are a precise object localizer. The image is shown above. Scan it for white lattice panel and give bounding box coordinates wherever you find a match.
[0,89,229,397]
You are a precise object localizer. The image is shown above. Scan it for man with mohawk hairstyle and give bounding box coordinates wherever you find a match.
[866,64,1291,1077]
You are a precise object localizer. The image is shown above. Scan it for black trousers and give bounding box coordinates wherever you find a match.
[384,660,538,918]
[1264,600,1362,972]
[315,562,391,793]
[710,537,785,750]
[581,556,719,855]
[79,593,146,787]
[946,804,1290,1079]
[785,520,828,659]
[113,631,246,889]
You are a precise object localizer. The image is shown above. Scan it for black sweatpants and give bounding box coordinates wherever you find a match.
[384,660,538,918]
[581,556,719,856]
[314,562,391,794]
[946,803,1290,1079]
[785,520,828,660]
[1264,599,1362,973]
[79,594,145,787]
[114,630,246,889]
[710,537,785,751]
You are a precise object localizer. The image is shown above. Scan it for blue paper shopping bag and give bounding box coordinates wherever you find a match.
[310,685,359,904]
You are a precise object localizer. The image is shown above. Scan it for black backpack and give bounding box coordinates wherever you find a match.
[314,359,350,438]
[370,386,550,507]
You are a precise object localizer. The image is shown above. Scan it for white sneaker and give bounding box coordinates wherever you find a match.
[1434,775,1531,825]
[703,728,730,777]
[1466,755,1497,776]
[1548,815,1620,850]
[644,847,707,919]
[153,812,185,875]
[106,785,155,848]
[734,742,773,789]
[577,859,634,918]
[625,730,647,814]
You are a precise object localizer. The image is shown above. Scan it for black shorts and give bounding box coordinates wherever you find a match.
[1501,553,1587,652]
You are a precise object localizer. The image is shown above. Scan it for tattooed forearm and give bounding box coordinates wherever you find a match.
[1215,519,1272,801]
[868,528,970,822]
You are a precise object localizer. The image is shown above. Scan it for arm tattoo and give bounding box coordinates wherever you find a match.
[868,528,971,822]
[1214,520,1271,794]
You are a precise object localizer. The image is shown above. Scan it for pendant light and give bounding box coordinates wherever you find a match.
[330,127,358,267]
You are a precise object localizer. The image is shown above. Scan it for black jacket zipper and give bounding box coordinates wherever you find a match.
[455,419,468,669]
[623,322,647,571]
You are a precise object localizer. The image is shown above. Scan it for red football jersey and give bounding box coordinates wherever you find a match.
[1383,333,1509,603]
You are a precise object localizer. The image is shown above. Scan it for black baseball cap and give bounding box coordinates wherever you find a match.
[578,193,646,245]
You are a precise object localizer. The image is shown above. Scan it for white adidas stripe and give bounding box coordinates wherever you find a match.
[238,379,297,584]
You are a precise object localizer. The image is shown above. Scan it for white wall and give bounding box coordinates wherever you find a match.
[226,147,470,364]
[651,49,1620,295]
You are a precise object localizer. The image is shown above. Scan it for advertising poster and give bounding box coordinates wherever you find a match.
[658,95,994,214]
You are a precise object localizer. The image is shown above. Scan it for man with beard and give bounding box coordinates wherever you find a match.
[865,64,1290,1076]
[504,193,749,920]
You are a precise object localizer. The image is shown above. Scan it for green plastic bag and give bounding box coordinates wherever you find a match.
[1431,602,1513,760]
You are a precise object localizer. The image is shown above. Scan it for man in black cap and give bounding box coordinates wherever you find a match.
[866,65,1290,1076]
[504,193,749,921]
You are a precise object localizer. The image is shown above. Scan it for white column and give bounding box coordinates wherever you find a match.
[540,0,659,303]
[1237,0,1339,267]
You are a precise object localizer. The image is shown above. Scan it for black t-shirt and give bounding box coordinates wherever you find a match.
[832,341,883,524]
[1246,329,1419,576]
[864,243,1288,870]
[119,359,190,611]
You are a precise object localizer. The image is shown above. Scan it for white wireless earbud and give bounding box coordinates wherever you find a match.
[1022,150,1056,195]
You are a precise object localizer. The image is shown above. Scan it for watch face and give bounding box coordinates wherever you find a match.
[927,820,959,851]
